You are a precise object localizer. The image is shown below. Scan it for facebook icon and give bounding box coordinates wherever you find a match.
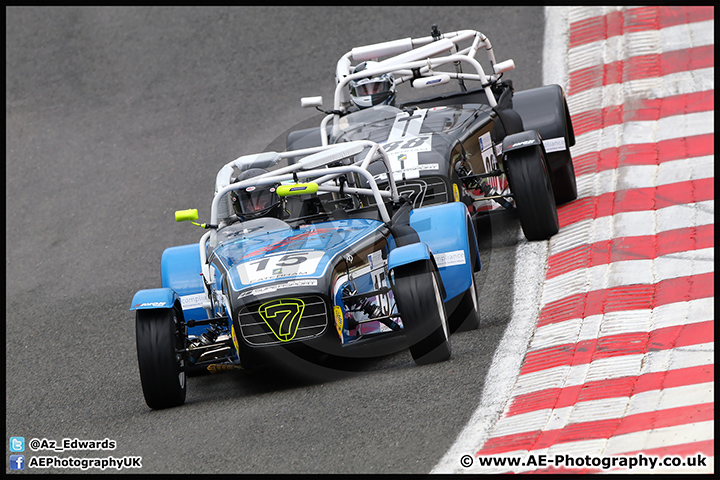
[10,455,25,470]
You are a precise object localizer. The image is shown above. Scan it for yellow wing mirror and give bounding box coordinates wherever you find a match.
[175,208,214,229]
[175,209,199,222]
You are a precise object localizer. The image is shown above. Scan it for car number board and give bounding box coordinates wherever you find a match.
[236,250,325,285]
[379,109,435,181]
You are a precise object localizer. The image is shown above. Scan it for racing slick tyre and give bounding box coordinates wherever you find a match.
[505,146,559,241]
[136,306,187,409]
[449,273,481,333]
[449,218,481,333]
[393,261,451,365]
[552,158,578,205]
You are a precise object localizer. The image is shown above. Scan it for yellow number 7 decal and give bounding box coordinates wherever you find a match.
[258,298,306,342]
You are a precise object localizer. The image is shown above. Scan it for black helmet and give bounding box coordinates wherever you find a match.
[230,168,283,220]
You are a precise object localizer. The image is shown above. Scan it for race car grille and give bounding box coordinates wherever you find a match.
[236,295,328,346]
[392,176,449,208]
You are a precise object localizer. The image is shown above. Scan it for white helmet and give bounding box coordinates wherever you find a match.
[348,61,396,109]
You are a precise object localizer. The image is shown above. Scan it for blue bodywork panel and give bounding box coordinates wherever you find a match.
[213,218,385,291]
[161,244,208,325]
[387,242,431,271]
[130,288,179,311]
[409,202,478,300]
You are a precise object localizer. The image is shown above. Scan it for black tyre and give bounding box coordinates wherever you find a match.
[506,147,559,241]
[136,306,187,409]
[449,273,480,333]
[449,216,480,332]
[393,261,451,365]
[552,158,578,205]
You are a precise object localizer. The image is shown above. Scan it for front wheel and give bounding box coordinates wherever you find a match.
[449,218,481,333]
[449,273,480,333]
[505,147,559,241]
[136,307,187,409]
[393,261,451,365]
[552,158,578,205]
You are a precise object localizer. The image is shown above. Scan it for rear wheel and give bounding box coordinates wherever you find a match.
[393,261,451,365]
[136,306,187,409]
[506,147,559,241]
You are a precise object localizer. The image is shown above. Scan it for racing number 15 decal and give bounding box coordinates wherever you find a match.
[237,251,324,284]
[249,252,308,271]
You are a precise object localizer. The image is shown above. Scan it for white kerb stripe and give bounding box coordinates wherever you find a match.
[568,68,714,115]
[571,111,714,157]
[541,247,714,306]
[529,297,714,351]
[549,201,715,256]
[490,382,713,437]
[512,343,714,397]
[567,20,714,70]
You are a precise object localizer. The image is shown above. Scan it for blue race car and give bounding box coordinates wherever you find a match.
[131,141,481,409]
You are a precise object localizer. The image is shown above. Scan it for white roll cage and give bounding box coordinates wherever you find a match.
[313,29,515,146]
[198,141,401,284]
[211,140,399,226]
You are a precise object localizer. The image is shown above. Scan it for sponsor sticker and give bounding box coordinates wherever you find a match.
[334,305,344,338]
[434,249,467,268]
[543,136,567,153]
[238,279,318,299]
[368,250,384,270]
[180,293,206,310]
[479,132,492,153]
[135,302,168,308]
[373,162,439,182]
[509,139,537,149]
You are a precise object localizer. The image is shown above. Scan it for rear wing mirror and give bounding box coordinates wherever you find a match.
[301,96,323,108]
[493,59,515,74]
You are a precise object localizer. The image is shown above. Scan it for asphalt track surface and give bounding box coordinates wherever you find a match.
[6,7,544,474]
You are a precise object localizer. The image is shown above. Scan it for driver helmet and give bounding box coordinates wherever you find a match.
[230,168,283,220]
[348,61,396,109]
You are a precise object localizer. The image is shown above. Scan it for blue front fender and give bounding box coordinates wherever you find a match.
[387,242,431,272]
[409,202,478,301]
[130,288,179,311]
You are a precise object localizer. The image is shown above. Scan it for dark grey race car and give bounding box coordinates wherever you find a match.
[288,25,577,241]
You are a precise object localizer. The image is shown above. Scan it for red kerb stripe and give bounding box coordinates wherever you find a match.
[572,91,714,137]
[546,224,714,280]
[479,403,714,455]
[539,272,714,328]
[568,45,714,96]
[573,133,715,177]
[508,364,713,416]
[520,321,713,375]
[557,178,714,229]
[569,7,715,48]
